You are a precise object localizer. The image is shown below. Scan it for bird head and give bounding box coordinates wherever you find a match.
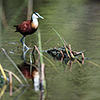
[31,12,44,20]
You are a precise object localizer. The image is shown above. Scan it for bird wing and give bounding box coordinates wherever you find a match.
[18,20,31,33]
[21,21,29,31]
[16,20,37,36]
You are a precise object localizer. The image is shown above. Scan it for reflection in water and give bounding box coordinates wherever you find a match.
[18,62,39,91]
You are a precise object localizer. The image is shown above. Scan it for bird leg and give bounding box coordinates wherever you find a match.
[20,36,31,52]
[20,36,24,44]
[20,36,32,61]
[23,37,30,52]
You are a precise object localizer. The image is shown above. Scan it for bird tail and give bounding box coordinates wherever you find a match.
[14,25,18,32]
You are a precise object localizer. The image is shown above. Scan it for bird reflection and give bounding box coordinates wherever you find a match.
[18,62,39,91]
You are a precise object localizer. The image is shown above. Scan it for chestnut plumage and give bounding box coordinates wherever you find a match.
[14,20,37,36]
[14,12,44,43]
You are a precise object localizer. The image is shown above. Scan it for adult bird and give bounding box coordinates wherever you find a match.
[14,12,44,51]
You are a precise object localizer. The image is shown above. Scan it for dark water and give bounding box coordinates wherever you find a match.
[1,0,100,100]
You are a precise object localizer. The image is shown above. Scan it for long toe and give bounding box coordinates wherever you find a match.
[23,44,32,52]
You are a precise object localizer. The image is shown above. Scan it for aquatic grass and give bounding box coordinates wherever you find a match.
[1,48,29,85]
[32,45,40,65]
[0,65,27,98]
[0,84,7,99]
[47,46,85,71]
[38,29,47,100]
[0,64,8,83]
[14,88,27,100]
[9,71,12,85]
[0,64,23,87]
[64,44,71,59]
[4,69,23,85]
[42,54,58,73]
[45,28,86,71]
[75,59,82,67]
[86,60,100,68]
[9,71,12,95]
[29,51,32,74]
[64,60,70,73]
[38,30,43,64]
[52,28,65,44]
[44,36,57,45]
[32,45,58,73]
[25,62,39,71]
[52,28,75,59]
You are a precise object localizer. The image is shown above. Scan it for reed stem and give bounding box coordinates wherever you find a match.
[0,64,8,83]
[38,30,47,100]
[38,30,43,64]
[1,48,29,85]
[4,69,23,85]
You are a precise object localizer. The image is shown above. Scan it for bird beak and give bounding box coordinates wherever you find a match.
[39,15,44,19]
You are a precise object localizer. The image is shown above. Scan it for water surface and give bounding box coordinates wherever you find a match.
[0,0,100,100]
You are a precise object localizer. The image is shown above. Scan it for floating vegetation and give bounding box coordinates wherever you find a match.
[47,47,85,63]
[47,46,85,71]
[45,28,85,71]
[45,28,100,72]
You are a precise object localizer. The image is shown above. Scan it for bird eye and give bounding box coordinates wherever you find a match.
[34,12,39,17]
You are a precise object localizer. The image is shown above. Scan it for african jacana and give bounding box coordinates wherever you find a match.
[14,12,44,51]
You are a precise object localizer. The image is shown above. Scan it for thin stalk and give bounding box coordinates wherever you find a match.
[86,60,100,68]
[75,59,82,67]
[25,62,39,71]
[33,45,58,72]
[52,28,75,59]
[42,53,58,73]
[0,84,7,99]
[44,36,57,44]
[52,28,70,58]
[64,44,71,59]
[38,30,47,100]
[9,71,12,85]
[30,51,32,74]
[38,30,43,64]
[52,28,65,44]
[1,48,29,84]
[0,64,8,83]
[9,71,12,95]
[9,84,12,96]
[68,44,75,58]
[4,69,23,85]
[14,88,27,100]
[64,60,70,73]
[34,45,40,64]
